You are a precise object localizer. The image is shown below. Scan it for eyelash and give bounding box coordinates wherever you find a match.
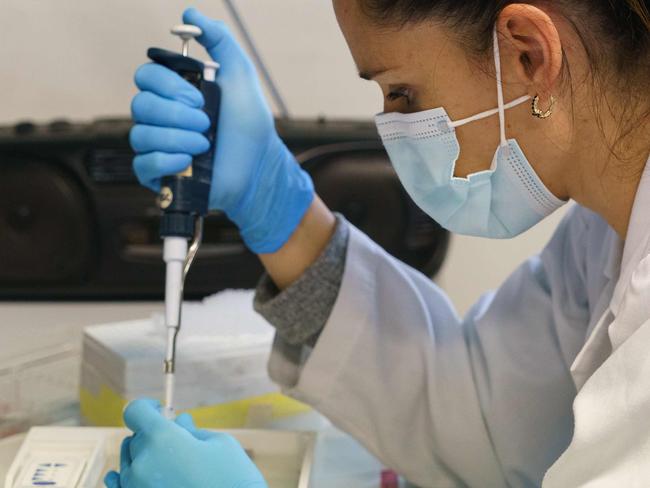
[386,87,411,103]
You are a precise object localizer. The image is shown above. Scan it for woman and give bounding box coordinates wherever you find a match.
[106,1,650,487]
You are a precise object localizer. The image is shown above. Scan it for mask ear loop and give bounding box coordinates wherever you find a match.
[447,95,531,128]
[447,27,529,133]
[493,25,509,151]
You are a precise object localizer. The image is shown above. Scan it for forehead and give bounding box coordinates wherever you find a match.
[333,0,382,49]
[333,0,450,78]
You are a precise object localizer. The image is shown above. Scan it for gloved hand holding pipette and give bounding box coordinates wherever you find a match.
[131,7,314,254]
[120,7,317,486]
[133,5,319,424]
[104,399,267,488]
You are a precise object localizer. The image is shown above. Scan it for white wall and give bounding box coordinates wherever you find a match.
[0,0,378,123]
[0,0,566,316]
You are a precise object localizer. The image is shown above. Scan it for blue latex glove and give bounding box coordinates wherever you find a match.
[104,398,267,488]
[130,8,314,254]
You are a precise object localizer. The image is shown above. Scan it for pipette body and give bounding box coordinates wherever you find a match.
[146,26,221,419]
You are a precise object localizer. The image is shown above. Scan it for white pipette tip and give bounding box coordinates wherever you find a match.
[163,405,176,420]
[163,372,176,419]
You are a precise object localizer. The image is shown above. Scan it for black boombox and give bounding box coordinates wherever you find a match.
[0,117,449,300]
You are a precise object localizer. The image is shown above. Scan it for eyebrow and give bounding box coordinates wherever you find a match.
[358,67,392,80]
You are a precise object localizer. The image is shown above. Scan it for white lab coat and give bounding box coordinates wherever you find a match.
[270,157,650,487]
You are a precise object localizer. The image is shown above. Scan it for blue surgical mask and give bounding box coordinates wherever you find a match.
[374,27,566,239]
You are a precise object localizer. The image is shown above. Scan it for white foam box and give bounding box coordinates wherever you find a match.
[80,290,310,428]
[4,426,315,488]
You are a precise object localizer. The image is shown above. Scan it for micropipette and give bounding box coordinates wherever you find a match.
[147,25,221,419]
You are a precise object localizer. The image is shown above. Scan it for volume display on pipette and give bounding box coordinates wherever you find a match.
[147,24,221,419]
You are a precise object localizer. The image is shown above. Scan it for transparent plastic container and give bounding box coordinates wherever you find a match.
[0,344,81,439]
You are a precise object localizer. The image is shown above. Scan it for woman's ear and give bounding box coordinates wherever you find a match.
[497,4,563,100]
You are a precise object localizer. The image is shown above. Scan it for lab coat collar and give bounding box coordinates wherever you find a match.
[610,155,650,316]
[570,155,649,390]
[603,226,623,282]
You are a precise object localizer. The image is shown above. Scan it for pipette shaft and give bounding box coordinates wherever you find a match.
[162,236,188,419]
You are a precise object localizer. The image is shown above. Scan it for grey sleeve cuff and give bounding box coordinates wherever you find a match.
[253,213,350,347]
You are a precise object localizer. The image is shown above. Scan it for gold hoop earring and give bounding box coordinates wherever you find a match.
[532,95,555,119]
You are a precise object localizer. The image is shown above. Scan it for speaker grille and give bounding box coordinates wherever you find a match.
[0,160,95,282]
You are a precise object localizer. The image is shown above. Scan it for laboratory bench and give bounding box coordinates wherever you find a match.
[0,302,407,487]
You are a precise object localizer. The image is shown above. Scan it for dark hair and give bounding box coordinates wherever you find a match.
[360,0,649,67]
[361,0,650,159]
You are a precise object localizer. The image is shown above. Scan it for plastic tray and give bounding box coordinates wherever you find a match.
[0,345,80,439]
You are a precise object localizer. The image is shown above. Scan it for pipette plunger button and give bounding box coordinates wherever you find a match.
[171,24,203,56]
